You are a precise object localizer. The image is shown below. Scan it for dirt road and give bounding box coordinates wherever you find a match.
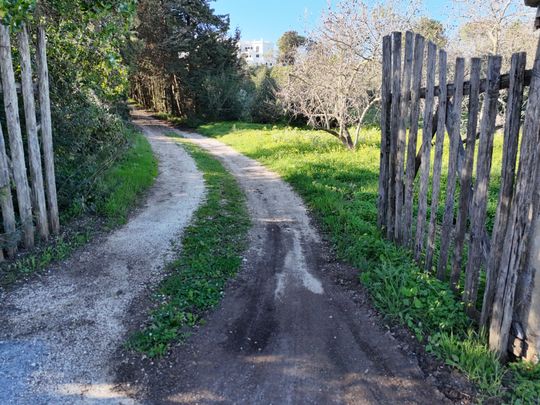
[119,114,450,404]
[0,112,205,404]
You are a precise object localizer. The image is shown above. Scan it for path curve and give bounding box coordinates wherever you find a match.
[123,114,450,404]
[0,110,205,404]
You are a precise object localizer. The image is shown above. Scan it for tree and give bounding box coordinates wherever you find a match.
[277,30,306,65]
[279,0,418,149]
[132,0,245,121]
[414,17,447,48]
[450,0,537,67]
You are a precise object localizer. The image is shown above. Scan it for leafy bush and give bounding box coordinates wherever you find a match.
[53,96,131,219]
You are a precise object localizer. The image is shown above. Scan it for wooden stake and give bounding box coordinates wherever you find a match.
[19,23,49,240]
[425,49,447,274]
[437,58,465,280]
[37,25,60,235]
[395,31,414,243]
[450,58,482,289]
[0,122,17,258]
[403,34,425,247]
[414,42,437,261]
[378,35,392,230]
[386,32,402,241]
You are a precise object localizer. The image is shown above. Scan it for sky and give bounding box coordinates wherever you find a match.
[212,0,450,44]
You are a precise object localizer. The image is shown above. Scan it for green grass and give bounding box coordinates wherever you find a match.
[128,139,250,358]
[194,121,537,403]
[0,128,157,289]
[95,129,158,225]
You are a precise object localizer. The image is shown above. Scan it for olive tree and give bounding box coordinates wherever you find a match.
[279,0,418,149]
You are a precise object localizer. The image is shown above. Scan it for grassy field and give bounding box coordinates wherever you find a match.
[196,121,538,403]
[129,138,250,358]
[0,128,157,289]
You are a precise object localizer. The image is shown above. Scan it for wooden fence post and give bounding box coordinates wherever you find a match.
[0,123,17,258]
[395,31,414,243]
[0,25,34,249]
[19,23,49,240]
[386,32,402,241]
[490,38,540,358]
[437,58,465,280]
[450,58,482,289]
[378,35,392,230]
[481,52,526,328]
[414,42,437,261]
[403,34,425,248]
[37,25,60,235]
[425,49,447,273]
[463,55,502,316]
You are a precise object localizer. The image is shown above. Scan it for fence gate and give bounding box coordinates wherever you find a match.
[378,30,540,361]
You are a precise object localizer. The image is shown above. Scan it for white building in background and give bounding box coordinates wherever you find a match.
[238,40,276,67]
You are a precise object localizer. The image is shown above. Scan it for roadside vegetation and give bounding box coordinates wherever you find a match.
[195,122,540,403]
[129,139,250,358]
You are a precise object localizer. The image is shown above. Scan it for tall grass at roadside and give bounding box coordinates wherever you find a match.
[196,121,536,403]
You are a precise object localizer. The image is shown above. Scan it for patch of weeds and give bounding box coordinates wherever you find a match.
[128,139,250,358]
[0,231,91,290]
[359,255,471,341]
[428,331,506,399]
[506,361,540,404]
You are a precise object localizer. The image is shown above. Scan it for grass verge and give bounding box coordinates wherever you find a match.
[128,139,250,358]
[0,128,157,290]
[194,121,538,403]
[95,128,158,226]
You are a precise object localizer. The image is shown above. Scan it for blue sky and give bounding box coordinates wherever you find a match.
[212,0,449,43]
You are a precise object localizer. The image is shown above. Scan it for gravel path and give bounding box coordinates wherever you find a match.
[120,114,450,404]
[0,110,205,404]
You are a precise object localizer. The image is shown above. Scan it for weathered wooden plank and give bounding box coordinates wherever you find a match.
[450,58,482,289]
[19,23,49,240]
[463,55,502,316]
[489,38,540,358]
[378,35,392,230]
[395,31,414,244]
[481,53,526,328]
[403,34,425,248]
[418,69,532,99]
[414,42,437,261]
[0,25,34,249]
[425,50,448,273]
[386,32,402,241]
[437,58,465,280]
[38,25,60,235]
[0,123,17,258]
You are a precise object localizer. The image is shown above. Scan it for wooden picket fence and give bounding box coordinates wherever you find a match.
[0,23,59,259]
[378,31,540,358]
